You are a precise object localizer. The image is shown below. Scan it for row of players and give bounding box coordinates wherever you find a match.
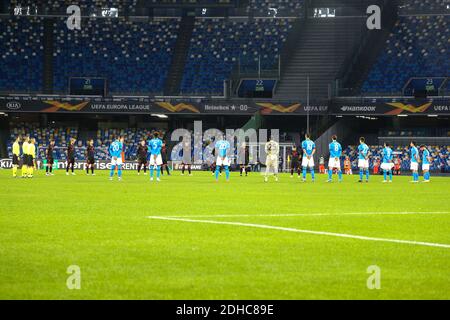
[11,133,432,183]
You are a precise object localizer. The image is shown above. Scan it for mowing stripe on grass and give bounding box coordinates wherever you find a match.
[168,212,450,218]
[147,216,450,249]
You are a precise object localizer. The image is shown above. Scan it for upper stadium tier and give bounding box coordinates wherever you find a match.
[362,15,449,95]
[0,0,448,97]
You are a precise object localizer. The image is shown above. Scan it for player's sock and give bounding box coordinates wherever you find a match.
[424,172,429,181]
[365,169,369,181]
[13,166,17,177]
[383,170,387,181]
[150,166,154,178]
[338,170,342,181]
[86,166,89,174]
[414,172,418,181]
[156,166,161,179]
[144,165,147,173]
[166,166,170,175]
[182,166,185,174]
[110,165,115,177]
[91,167,94,174]
[328,169,332,181]
[359,169,363,181]
[117,165,122,178]
[188,166,191,175]
[29,166,33,177]
[224,166,230,180]
[302,167,307,179]
[389,170,393,181]
[215,166,220,180]
[310,168,315,180]
[49,166,53,173]
[45,166,49,173]
[71,165,74,173]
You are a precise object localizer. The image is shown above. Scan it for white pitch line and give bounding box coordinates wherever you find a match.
[167,212,450,218]
[147,216,450,249]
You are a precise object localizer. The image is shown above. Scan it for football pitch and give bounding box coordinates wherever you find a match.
[0,170,449,300]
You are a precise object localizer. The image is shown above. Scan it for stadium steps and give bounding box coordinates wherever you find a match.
[164,16,195,96]
[274,17,364,100]
[339,0,398,94]
[43,18,55,94]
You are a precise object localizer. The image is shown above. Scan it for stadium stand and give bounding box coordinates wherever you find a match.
[0,17,44,92]
[53,17,180,94]
[399,0,449,14]
[362,15,449,94]
[180,18,293,95]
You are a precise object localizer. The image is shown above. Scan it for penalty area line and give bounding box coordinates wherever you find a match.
[147,216,450,249]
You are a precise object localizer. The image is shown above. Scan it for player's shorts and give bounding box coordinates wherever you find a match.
[111,156,123,166]
[265,154,278,168]
[328,158,341,169]
[87,157,95,165]
[12,154,19,165]
[301,156,314,168]
[422,164,430,171]
[22,155,29,166]
[149,154,163,166]
[67,157,75,164]
[216,156,230,167]
[27,156,34,167]
[47,157,54,165]
[381,162,394,171]
[358,159,369,169]
[138,157,147,165]
[291,160,300,169]
[410,162,419,171]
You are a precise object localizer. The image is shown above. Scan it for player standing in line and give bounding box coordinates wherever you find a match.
[239,143,250,177]
[381,142,394,183]
[214,138,231,181]
[27,138,36,178]
[301,134,316,182]
[420,145,432,183]
[109,136,123,181]
[137,139,148,175]
[45,139,55,176]
[410,141,420,183]
[160,141,171,176]
[66,138,76,175]
[327,135,343,183]
[148,132,163,182]
[21,135,30,178]
[264,139,279,182]
[86,139,95,175]
[12,136,21,178]
[289,146,301,178]
[357,137,370,183]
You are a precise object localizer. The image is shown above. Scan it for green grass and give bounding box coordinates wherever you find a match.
[0,169,449,299]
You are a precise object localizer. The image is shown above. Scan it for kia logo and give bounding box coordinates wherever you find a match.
[6,102,21,110]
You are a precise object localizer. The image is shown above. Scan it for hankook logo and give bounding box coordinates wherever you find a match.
[6,101,21,110]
